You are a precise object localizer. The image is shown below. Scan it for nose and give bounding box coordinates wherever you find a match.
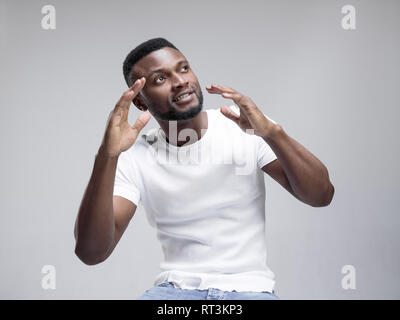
[171,72,187,89]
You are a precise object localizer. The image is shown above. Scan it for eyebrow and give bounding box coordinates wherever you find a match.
[147,60,189,79]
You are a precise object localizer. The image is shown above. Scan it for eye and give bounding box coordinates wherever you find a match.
[155,75,165,83]
[182,65,189,71]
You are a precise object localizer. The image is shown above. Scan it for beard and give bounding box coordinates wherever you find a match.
[152,89,204,121]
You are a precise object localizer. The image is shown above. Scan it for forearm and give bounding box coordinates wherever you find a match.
[74,149,118,264]
[263,125,334,207]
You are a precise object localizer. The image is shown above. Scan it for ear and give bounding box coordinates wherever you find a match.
[132,95,148,111]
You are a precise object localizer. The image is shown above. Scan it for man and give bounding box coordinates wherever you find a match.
[74,38,334,300]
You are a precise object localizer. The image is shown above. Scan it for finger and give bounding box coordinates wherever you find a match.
[221,92,241,102]
[128,76,146,95]
[215,84,236,93]
[115,77,146,121]
[115,77,146,112]
[222,92,253,114]
[220,106,240,125]
[207,84,236,94]
[206,88,222,95]
[131,110,152,135]
[221,92,249,110]
[205,85,219,94]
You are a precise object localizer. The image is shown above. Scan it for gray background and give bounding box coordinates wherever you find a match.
[0,0,399,299]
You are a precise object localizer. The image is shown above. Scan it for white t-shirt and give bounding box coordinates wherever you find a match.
[113,106,278,293]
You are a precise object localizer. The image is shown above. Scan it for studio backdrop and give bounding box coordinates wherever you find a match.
[0,0,399,299]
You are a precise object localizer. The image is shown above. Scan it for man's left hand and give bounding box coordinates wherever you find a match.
[206,84,277,138]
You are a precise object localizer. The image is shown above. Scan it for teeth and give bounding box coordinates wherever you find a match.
[175,93,190,101]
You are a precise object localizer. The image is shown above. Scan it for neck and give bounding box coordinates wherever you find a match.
[157,111,208,147]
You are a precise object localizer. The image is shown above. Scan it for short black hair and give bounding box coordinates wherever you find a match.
[123,37,179,87]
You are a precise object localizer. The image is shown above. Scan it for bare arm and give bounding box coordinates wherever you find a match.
[74,77,150,265]
[206,83,334,207]
[74,153,130,265]
[262,126,334,207]
[74,153,115,265]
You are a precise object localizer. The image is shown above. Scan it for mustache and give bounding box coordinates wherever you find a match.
[170,86,199,103]
[156,89,203,121]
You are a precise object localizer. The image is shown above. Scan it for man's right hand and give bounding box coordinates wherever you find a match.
[99,77,151,158]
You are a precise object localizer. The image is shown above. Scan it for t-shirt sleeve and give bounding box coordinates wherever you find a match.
[113,151,141,206]
[257,113,278,169]
[228,105,278,169]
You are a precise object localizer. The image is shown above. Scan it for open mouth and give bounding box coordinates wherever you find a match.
[173,91,194,104]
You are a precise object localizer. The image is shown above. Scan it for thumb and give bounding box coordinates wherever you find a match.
[220,106,240,125]
[132,111,152,133]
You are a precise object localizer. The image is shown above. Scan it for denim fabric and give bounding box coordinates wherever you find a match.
[137,282,280,300]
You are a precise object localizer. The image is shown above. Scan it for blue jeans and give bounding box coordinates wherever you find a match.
[137,282,280,300]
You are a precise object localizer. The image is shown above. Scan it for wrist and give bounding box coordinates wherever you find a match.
[96,145,120,161]
[262,123,283,141]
